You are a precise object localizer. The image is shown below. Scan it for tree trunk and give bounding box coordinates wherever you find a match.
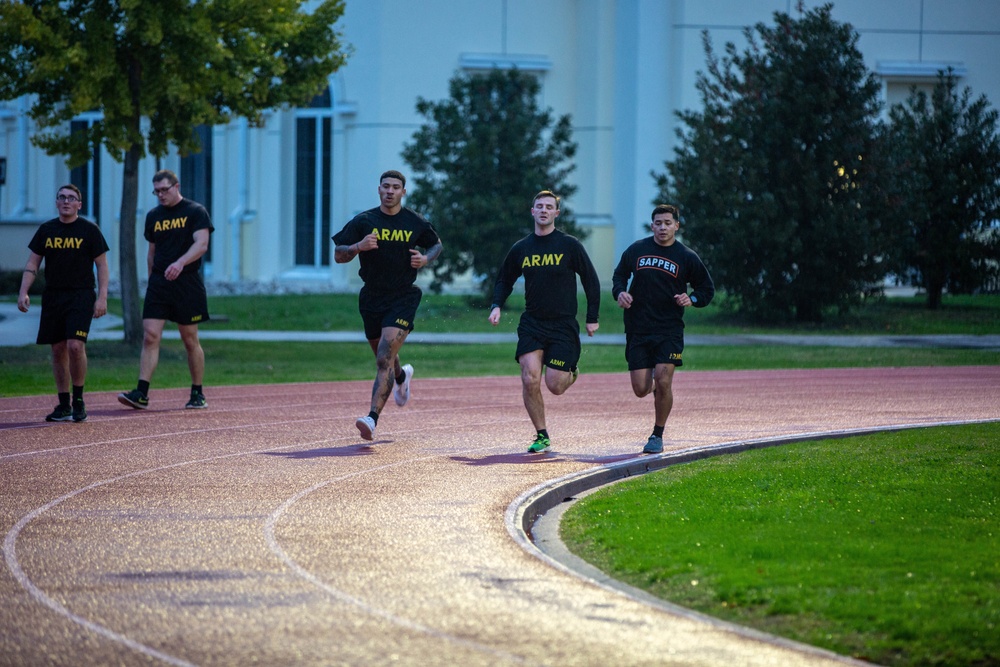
[119,144,142,345]
[925,281,944,310]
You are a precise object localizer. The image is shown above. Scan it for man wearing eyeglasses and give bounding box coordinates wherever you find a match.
[118,169,214,411]
[18,184,110,422]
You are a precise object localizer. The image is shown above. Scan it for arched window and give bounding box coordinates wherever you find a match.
[294,87,333,267]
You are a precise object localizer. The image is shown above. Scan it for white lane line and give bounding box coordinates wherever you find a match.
[4,421,537,665]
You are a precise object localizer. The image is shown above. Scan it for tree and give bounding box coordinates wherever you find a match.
[880,71,1000,309]
[401,68,581,299]
[0,0,348,343]
[654,3,885,322]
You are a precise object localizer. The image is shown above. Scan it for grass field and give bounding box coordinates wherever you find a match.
[1,292,997,397]
[561,423,1000,667]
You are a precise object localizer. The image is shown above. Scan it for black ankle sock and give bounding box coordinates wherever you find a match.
[137,380,150,395]
[538,429,549,439]
[395,369,406,385]
[72,385,84,402]
[652,425,664,438]
[368,411,379,425]
[58,392,70,407]
[191,384,203,395]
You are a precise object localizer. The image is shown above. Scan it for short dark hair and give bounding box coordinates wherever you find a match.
[651,204,679,221]
[58,184,83,201]
[153,169,179,186]
[532,190,560,209]
[380,170,406,187]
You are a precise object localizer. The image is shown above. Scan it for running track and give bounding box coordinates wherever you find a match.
[2,366,998,666]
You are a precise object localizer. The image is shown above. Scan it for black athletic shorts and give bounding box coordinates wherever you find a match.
[142,271,210,325]
[359,285,422,340]
[515,313,581,372]
[37,289,96,345]
[625,332,684,370]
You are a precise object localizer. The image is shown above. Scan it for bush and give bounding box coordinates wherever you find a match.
[0,268,45,295]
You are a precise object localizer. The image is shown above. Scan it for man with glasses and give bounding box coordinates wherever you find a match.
[18,184,109,422]
[119,169,214,411]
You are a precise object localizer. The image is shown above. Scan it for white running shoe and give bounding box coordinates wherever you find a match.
[355,415,376,441]
[394,364,413,407]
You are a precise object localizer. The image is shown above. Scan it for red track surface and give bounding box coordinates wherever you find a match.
[2,366,998,666]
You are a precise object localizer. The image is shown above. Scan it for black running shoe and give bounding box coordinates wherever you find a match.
[45,404,73,422]
[118,389,149,410]
[72,399,87,422]
[185,392,207,409]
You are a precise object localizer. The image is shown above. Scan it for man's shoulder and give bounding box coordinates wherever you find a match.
[399,207,431,225]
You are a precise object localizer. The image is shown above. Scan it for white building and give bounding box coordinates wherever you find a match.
[2,0,999,291]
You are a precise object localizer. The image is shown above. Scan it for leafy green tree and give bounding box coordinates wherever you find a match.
[654,3,885,322]
[0,0,348,343]
[401,69,581,299]
[880,71,1000,309]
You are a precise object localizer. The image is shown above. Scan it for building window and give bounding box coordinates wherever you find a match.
[181,125,213,263]
[295,87,333,267]
[70,115,101,225]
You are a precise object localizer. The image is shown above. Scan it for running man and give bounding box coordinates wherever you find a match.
[611,203,714,454]
[118,169,214,411]
[333,170,442,441]
[489,190,601,453]
[18,184,110,422]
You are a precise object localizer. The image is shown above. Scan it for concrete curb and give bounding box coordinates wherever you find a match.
[506,418,1000,666]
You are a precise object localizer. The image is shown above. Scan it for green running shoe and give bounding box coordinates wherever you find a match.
[527,434,550,453]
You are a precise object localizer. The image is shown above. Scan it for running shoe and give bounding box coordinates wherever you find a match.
[394,364,413,407]
[118,389,149,410]
[72,399,87,423]
[356,415,376,441]
[185,392,208,409]
[527,434,550,453]
[643,434,664,454]
[45,404,73,422]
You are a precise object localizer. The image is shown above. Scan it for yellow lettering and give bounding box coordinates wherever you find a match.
[548,358,566,367]
[154,217,188,233]
[76,330,88,338]
[395,318,410,328]
[191,315,203,323]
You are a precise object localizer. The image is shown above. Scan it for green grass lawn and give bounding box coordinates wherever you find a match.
[0,339,994,398]
[561,423,1000,667]
[2,292,997,397]
[42,291,1000,335]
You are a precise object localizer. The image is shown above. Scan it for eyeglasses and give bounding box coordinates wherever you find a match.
[153,183,177,195]
[56,195,80,203]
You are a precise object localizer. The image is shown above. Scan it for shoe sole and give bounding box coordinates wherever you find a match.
[117,394,148,410]
[185,403,208,409]
[527,445,550,453]
[46,415,73,422]
[73,415,87,422]
[356,418,374,441]
[394,364,413,407]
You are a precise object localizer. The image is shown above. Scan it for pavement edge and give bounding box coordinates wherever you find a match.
[505,418,1000,666]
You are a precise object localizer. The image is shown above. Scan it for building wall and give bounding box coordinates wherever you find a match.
[2,0,998,291]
